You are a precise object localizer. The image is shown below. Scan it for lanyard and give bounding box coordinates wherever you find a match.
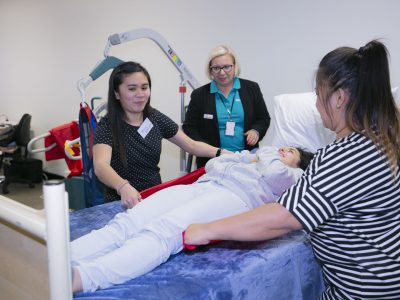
[217,90,237,120]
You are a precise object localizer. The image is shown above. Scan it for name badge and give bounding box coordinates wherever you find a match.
[138,118,153,139]
[203,114,213,120]
[225,121,235,136]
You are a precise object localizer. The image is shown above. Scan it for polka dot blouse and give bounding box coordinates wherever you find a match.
[94,109,179,202]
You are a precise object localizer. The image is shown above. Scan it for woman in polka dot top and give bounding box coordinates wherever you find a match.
[94,61,229,207]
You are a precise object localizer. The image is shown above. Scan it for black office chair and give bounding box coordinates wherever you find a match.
[1,114,43,194]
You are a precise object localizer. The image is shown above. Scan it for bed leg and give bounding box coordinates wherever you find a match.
[2,178,10,194]
[43,180,72,300]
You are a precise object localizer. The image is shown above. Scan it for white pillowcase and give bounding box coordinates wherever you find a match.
[393,86,399,106]
[269,92,335,153]
[269,87,399,153]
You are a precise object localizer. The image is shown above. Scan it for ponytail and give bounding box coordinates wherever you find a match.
[351,41,400,175]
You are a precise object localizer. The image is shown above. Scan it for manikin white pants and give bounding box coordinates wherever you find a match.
[71,181,249,292]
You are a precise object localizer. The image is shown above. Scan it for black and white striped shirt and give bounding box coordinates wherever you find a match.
[278,132,400,299]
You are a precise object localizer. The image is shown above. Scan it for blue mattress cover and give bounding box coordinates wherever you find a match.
[71,201,325,299]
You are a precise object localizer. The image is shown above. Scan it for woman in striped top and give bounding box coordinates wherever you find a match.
[184,40,400,299]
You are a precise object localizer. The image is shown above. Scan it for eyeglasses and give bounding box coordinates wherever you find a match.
[209,64,234,74]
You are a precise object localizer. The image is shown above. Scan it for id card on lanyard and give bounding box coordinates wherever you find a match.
[218,91,237,136]
[225,121,235,136]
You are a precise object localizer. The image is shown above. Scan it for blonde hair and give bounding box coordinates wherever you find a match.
[205,45,241,80]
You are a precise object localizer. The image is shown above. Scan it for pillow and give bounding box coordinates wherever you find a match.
[269,92,335,153]
[269,87,400,153]
[393,86,399,107]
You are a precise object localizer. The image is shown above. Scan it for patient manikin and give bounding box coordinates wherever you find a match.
[71,146,313,293]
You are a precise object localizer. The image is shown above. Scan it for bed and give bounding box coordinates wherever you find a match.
[7,88,392,300]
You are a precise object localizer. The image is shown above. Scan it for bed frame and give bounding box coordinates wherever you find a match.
[0,180,72,300]
[0,177,325,300]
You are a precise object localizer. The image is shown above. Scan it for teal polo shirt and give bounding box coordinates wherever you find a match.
[210,77,245,151]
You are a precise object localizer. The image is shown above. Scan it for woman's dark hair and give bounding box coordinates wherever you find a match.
[316,40,400,175]
[107,61,154,168]
[297,148,314,171]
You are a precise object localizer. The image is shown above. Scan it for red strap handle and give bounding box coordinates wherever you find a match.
[182,231,221,251]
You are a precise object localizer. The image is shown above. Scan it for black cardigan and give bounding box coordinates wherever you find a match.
[183,78,271,168]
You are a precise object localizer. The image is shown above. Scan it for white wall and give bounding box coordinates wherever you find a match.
[1,0,399,180]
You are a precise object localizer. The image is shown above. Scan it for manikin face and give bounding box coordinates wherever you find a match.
[209,54,235,88]
[115,72,150,114]
[278,147,301,168]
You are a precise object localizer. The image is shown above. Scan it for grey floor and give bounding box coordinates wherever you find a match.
[0,179,44,210]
